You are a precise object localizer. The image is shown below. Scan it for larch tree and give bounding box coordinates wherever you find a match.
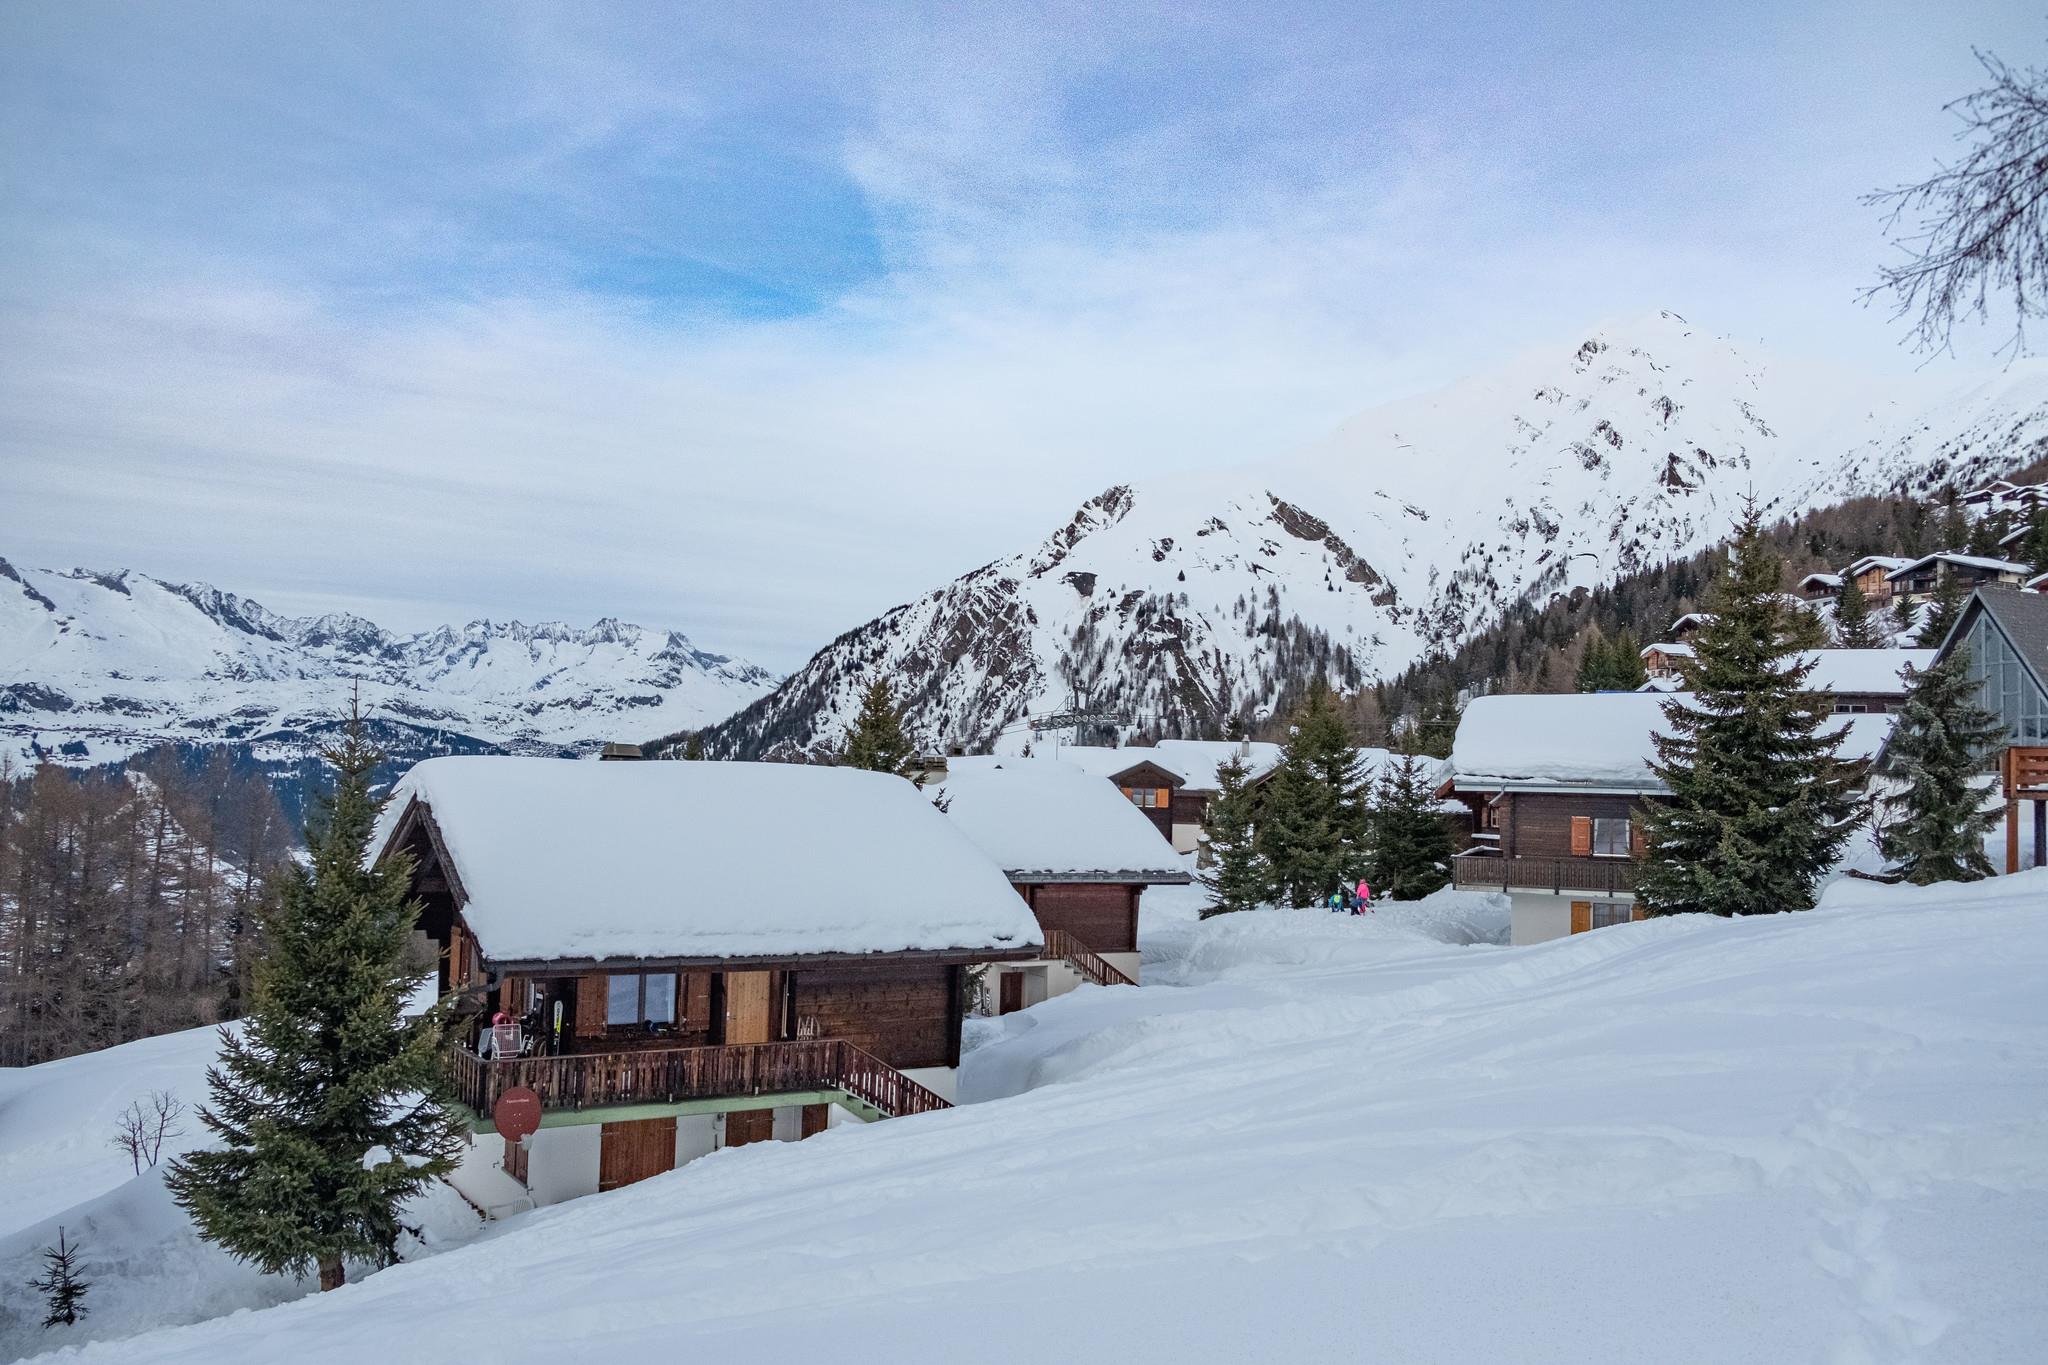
[1197,755,1266,918]
[1636,504,1861,918]
[841,678,920,782]
[1876,649,2005,884]
[166,707,464,1293]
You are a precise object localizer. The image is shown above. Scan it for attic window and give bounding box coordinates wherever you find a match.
[1123,786,1170,809]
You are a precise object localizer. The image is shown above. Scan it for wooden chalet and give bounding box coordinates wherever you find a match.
[933,760,1190,1011]
[1798,572,1843,602]
[1843,556,1913,604]
[1926,588,2048,872]
[1885,553,2032,605]
[373,756,1042,1206]
[1440,694,1897,944]
[1027,739,1285,853]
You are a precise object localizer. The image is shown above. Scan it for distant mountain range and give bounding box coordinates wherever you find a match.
[698,311,2048,758]
[0,561,778,777]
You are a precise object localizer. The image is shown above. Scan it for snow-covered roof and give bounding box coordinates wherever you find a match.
[1846,555,1913,576]
[1799,573,1843,590]
[1798,649,1933,695]
[1642,641,1693,658]
[1886,552,2031,580]
[1447,693,1895,792]
[2027,572,2048,593]
[932,762,1189,883]
[371,756,1042,965]
[1012,740,1283,791]
[1669,612,1710,632]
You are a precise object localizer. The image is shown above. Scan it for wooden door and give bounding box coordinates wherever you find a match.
[1569,901,1592,934]
[999,971,1024,1016]
[723,970,773,1044]
[724,1107,773,1148]
[598,1117,677,1191]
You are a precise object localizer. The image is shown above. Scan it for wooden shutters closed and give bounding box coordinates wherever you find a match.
[800,1103,830,1139]
[1630,820,1647,856]
[1157,787,1171,808]
[682,972,712,1033]
[575,973,608,1039]
[724,971,773,1044]
[598,1117,676,1191]
[1569,816,1594,856]
[1570,901,1592,934]
[723,1107,773,1148]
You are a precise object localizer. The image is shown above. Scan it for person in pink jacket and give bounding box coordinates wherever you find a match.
[1355,879,1372,913]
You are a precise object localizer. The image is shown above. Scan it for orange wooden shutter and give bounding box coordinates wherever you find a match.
[576,973,609,1038]
[1569,816,1593,856]
[447,923,465,986]
[1157,787,1171,809]
[497,974,523,1015]
[1630,820,1647,856]
[724,971,773,1044]
[1630,905,1647,922]
[1570,901,1592,934]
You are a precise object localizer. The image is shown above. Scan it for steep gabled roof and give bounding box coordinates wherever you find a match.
[1846,555,1913,576]
[1938,588,2048,702]
[1886,552,2032,581]
[932,762,1190,884]
[370,756,1042,965]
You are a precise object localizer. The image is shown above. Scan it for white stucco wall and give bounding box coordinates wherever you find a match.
[1171,822,1201,854]
[1512,895,1574,946]
[523,1123,601,1207]
[771,1104,803,1142]
[1101,950,1141,985]
[676,1113,718,1164]
[902,1064,958,1103]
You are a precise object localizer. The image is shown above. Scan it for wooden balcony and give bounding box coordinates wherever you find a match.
[443,1038,951,1125]
[1451,854,1640,897]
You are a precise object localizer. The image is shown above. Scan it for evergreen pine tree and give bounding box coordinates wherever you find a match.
[2017,506,2048,575]
[1876,649,2005,884]
[1636,504,1861,918]
[840,678,919,781]
[1254,680,1367,906]
[1915,567,1969,647]
[1365,750,1453,900]
[31,1227,88,1329]
[1574,632,1612,692]
[1608,627,1649,689]
[1413,688,1462,757]
[165,706,464,1292]
[1832,571,1883,648]
[1197,755,1265,918]
[681,733,706,760]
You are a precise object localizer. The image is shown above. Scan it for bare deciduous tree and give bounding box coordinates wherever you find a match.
[110,1089,185,1176]
[1866,50,2048,356]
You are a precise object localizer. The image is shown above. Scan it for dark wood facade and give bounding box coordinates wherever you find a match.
[1447,789,1654,899]
[1014,881,1141,955]
[1109,759,1182,840]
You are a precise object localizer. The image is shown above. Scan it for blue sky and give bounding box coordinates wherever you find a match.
[1,1,2040,668]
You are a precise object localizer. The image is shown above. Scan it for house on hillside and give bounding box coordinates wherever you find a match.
[1439,693,1896,945]
[1640,641,1693,683]
[934,761,1189,1011]
[1927,588,2048,871]
[372,756,1042,1207]
[1668,612,1711,643]
[1644,648,1931,713]
[1885,553,2032,605]
[1798,572,1843,602]
[1033,738,1285,852]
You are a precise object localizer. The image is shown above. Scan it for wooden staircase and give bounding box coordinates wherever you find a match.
[1043,927,1135,988]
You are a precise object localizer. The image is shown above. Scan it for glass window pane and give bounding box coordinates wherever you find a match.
[643,973,677,1024]
[606,974,639,1025]
[1592,818,1630,856]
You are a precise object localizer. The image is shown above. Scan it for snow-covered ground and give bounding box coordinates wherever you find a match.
[6,870,2043,1363]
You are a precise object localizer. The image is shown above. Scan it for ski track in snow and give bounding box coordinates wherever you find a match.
[2,876,2045,1363]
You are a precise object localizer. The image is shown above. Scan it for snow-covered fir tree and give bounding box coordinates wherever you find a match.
[1198,754,1266,918]
[1255,680,1368,906]
[1916,568,1970,647]
[1832,572,1883,648]
[1636,505,1861,917]
[1366,750,1452,900]
[166,707,465,1292]
[840,677,920,781]
[1876,649,2006,884]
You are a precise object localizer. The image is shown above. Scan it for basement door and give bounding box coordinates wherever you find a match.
[598,1117,677,1192]
[999,971,1024,1015]
[723,970,773,1044]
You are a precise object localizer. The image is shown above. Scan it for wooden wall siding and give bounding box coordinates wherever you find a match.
[1025,883,1140,955]
[724,971,774,1044]
[683,972,712,1035]
[723,1108,773,1148]
[598,1116,676,1191]
[800,1103,830,1139]
[1169,791,1208,826]
[792,965,953,1070]
[1141,804,1173,840]
[576,973,608,1039]
[503,1135,529,1186]
[1506,794,1647,859]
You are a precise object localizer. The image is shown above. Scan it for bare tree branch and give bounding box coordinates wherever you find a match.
[1865,49,2048,356]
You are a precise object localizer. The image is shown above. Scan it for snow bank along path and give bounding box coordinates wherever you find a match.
[23,873,2048,1364]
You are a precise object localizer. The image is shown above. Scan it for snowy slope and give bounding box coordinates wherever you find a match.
[28,870,2046,1364]
[707,311,2048,757]
[0,558,778,769]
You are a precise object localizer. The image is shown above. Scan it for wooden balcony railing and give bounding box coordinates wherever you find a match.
[444,1038,952,1124]
[1043,927,1135,988]
[1451,854,1640,897]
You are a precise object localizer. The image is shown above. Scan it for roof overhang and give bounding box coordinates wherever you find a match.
[481,943,1045,975]
[1447,779,1670,798]
[1007,870,1193,885]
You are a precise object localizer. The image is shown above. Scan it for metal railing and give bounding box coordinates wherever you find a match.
[445,1037,952,1121]
[1450,855,1640,897]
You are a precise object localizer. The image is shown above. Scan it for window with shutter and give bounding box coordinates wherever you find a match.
[1569,816,1593,856]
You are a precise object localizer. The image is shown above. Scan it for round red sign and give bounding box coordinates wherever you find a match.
[493,1086,543,1142]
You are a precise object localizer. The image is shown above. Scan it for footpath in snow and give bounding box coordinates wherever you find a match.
[4,875,2046,1363]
